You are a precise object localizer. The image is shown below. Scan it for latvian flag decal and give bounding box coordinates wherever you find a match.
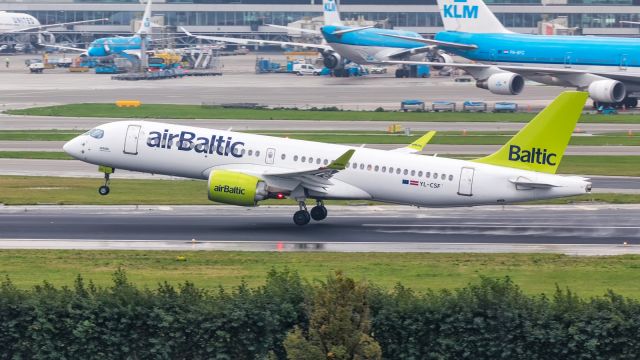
[402,179,419,186]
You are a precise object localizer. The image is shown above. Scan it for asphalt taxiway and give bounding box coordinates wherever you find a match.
[0,205,638,254]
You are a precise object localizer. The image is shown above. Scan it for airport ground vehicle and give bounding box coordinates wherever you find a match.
[400,100,426,112]
[292,63,322,76]
[63,92,592,225]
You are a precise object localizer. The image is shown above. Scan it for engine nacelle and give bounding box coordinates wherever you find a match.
[323,51,343,69]
[588,80,625,103]
[430,53,453,70]
[476,72,525,95]
[208,170,268,206]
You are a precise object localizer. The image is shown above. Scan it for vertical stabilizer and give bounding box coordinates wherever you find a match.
[136,0,153,35]
[436,0,510,33]
[323,0,343,26]
[473,91,588,174]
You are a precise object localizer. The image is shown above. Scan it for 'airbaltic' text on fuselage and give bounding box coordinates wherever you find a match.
[147,130,245,157]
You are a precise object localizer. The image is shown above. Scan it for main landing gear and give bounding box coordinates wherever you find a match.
[98,166,114,196]
[293,200,328,226]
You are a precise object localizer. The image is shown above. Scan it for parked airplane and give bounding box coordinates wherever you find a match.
[0,10,106,50]
[47,0,158,57]
[63,92,591,225]
[385,0,640,108]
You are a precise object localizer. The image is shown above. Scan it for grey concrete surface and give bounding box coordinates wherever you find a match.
[0,53,565,109]
[0,205,638,254]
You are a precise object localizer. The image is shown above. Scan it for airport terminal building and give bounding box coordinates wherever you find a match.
[2,0,640,43]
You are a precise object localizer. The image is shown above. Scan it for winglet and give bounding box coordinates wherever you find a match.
[473,91,588,174]
[392,131,436,154]
[407,131,436,152]
[328,149,355,170]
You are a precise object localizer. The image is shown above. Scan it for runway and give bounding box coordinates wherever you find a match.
[3,115,640,133]
[0,205,638,254]
[0,159,637,192]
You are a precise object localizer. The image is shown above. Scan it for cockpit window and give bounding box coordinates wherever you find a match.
[88,129,104,139]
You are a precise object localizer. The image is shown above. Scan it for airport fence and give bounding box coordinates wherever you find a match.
[0,270,638,359]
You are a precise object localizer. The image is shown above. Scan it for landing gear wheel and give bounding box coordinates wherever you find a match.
[310,205,328,221]
[98,168,112,196]
[293,210,311,226]
[98,185,110,196]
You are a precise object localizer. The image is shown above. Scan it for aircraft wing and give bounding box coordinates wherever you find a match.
[263,149,355,192]
[381,33,478,51]
[387,46,435,59]
[386,60,640,87]
[38,43,86,53]
[180,27,331,51]
[6,18,108,34]
[266,24,321,35]
[391,131,436,154]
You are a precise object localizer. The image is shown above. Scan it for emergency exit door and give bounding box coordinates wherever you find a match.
[265,148,276,165]
[123,125,141,155]
[457,167,475,196]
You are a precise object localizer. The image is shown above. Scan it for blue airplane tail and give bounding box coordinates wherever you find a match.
[323,0,343,26]
[436,0,510,34]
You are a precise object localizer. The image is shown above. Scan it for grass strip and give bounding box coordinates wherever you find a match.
[7,103,640,124]
[0,250,639,298]
[0,176,638,205]
[1,130,638,146]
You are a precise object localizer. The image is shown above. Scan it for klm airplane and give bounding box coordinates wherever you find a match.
[48,0,157,58]
[181,0,453,77]
[387,0,640,108]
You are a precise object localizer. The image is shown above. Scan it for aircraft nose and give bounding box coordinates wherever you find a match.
[63,136,84,159]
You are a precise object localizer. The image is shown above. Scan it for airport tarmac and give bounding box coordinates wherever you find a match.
[2,114,640,133]
[0,53,565,109]
[0,205,638,255]
[0,159,637,193]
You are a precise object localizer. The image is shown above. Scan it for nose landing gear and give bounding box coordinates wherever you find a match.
[98,166,114,196]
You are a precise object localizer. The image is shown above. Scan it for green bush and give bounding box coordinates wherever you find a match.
[0,271,638,359]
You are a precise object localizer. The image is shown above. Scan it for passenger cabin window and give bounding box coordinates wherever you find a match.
[255,150,260,157]
[449,175,454,181]
[294,155,299,161]
[281,154,286,160]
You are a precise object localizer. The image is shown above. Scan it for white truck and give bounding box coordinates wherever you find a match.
[292,63,322,76]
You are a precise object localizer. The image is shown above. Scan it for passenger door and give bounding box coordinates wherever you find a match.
[457,167,475,196]
[123,124,141,155]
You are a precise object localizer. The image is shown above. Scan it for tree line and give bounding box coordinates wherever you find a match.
[0,269,637,359]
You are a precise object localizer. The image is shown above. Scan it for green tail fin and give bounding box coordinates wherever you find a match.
[473,91,588,174]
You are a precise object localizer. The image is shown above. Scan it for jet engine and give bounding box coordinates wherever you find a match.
[476,72,525,95]
[208,170,268,206]
[322,50,343,69]
[430,52,453,70]
[588,80,625,103]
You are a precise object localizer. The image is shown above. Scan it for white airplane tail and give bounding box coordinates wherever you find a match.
[437,0,510,34]
[136,0,154,35]
[323,0,343,26]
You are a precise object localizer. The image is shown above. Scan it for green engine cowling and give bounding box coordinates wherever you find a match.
[207,170,268,206]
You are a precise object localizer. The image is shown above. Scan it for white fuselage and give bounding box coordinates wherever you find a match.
[0,11,40,34]
[63,121,591,207]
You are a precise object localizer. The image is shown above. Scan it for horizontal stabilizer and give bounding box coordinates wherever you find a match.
[380,34,477,50]
[509,178,560,189]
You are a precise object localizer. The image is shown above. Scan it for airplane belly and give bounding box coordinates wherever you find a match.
[329,43,386,64]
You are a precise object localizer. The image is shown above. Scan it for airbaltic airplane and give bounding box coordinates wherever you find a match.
[48,0,157,57]
[386,0,640,108]
[63,92,591,225]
